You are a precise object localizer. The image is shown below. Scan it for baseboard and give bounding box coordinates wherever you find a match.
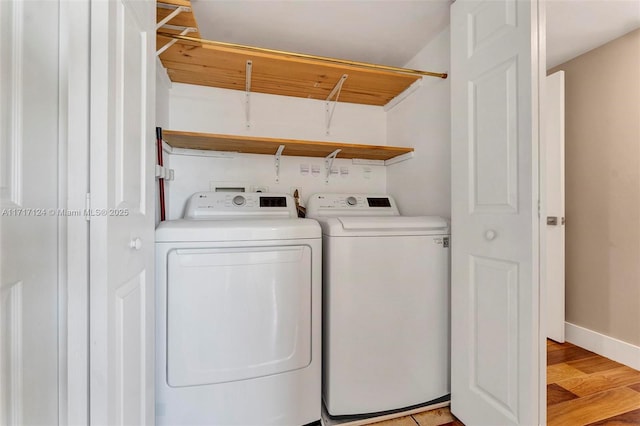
[565,322,640,370]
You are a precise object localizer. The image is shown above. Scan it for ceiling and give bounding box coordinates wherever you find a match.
[190,0,452,67]
[190,0,640,70]
[546,0,640,69]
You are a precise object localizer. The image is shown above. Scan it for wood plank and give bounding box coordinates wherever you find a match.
[556,366,640,397]
[585,408,640,426]
[547,344,596,365]
[629,383,640,393]
[547,339,574,352]
[158,41,420,106]
[568,355,624,374]
[370,417,418,426]
[411,407,457,426]
[159,58,398,100]
[156,9,200,36]
[547,383,579,406]
[158,0,192,7]
[547,387,640,426]
[156,0,201,55]
[547,363,588,384]
[162,130,414,161]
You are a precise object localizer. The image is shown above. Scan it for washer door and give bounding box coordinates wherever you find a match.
[166,245,312,387]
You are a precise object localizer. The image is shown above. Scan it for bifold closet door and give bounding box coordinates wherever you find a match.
[450,0,545,424]
[89,0,156,424]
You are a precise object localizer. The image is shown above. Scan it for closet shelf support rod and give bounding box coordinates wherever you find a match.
[325,149,341,184]
[326,74,348,135]
[245,60,252,128]
[274,145,285,183]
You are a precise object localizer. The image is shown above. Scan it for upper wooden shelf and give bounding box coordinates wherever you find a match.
[157,39,422,106]
[162,130,414,162]
[155,1,446,107]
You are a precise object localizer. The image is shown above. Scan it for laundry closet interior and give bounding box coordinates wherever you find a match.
[154,1,453,424]
[153,0,640,425]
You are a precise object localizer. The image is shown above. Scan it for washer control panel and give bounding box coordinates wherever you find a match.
[184,192,296,219]
[306,193,400,217]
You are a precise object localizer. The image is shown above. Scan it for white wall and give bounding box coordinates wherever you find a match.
[156,60,171,128]
[164,84,387,219]
[387,28,451,218]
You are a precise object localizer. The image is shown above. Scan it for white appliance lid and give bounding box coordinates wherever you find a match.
[156,218,321,242]
[319,216,449,236]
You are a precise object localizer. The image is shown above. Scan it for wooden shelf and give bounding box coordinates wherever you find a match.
[157,39,422,106]
[162,130,414,162]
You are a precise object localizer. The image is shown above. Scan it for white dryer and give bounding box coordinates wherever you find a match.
[156,192,321,426]
[306,193,450,417]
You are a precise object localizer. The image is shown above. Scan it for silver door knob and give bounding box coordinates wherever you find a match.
[129,238,142,250]
[484,230,497,241]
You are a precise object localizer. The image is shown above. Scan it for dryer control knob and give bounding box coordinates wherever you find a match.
[346,196,357,206]
[232,195,246,206]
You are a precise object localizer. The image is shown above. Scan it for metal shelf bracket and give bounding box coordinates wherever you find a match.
[384,151,415,166]
[324,149,341,183]
[325,74,348,135]
[156,4,191,30]
[274,145,285,183]
[245,60,252,128]
[156,26,198,56]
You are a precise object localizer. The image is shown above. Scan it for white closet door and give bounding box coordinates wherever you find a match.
[450,0,544,424]
[0,1,60,424]
[89,0,156,424]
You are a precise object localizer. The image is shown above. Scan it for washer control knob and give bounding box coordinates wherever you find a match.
[232,195,246,206]
[346,196,357,206]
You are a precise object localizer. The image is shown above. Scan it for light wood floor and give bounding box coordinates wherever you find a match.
[369,340,640,426]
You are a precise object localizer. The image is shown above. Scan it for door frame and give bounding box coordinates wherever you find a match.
[537,0,548,422]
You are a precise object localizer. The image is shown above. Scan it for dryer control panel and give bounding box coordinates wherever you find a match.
[184,192,297,220]
[306,193,400,217]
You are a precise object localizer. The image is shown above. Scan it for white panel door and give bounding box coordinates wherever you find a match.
[89,0,156,424]
[0,1,60,424]
[450,1,544,425]
[544,71,565,343]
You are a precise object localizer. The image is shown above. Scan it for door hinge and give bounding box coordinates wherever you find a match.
[85,193,91,222]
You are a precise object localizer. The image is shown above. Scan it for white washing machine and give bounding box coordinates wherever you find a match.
[156,192,322,426]
[306,193,450,417]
